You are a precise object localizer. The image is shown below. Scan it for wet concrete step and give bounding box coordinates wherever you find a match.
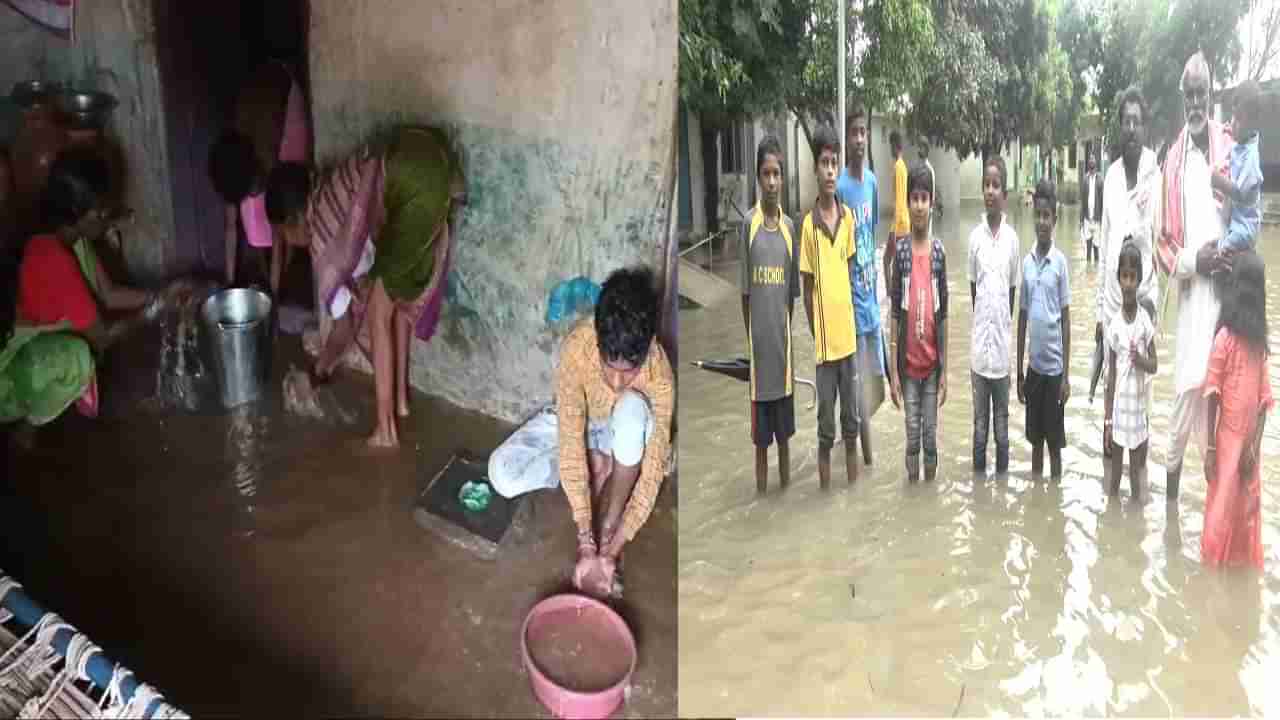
[678,257,737,308]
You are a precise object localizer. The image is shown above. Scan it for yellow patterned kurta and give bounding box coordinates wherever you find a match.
[556,319,674,542]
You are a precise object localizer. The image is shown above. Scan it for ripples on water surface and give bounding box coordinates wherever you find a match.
[678,202,1280,717]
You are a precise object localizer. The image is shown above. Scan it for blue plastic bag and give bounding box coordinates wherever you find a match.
[545,276,601,326]
[546,280,574,325]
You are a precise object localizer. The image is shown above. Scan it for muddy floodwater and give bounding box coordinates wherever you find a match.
[678,200,1280,716]
[3,317,676,717]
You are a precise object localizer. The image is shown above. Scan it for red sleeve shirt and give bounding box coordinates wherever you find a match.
[17,234,100,332]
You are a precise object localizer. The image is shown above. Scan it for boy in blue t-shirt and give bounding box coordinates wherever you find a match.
[1017,179,1071,479]
[836,102,882,466]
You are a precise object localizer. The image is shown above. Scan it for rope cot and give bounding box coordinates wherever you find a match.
[0,571,189,719]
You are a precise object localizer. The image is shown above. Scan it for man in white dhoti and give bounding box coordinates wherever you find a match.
[1157,53,1229,499]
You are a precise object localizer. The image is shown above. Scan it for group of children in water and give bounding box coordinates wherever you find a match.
[740,101,1268,530]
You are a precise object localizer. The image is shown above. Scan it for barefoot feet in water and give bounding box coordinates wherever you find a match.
[366,419,400,449]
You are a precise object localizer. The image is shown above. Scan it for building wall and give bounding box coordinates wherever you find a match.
[0,5,74,146]
[715,120,751,225]
[2,1,175,280]
[867,118,920,220]
[309,0,678,424]
[686,109,706,237]
[70,0,176,280]
[953,140,1022,202]
[867,117,1022,219]
[796,122,816,216]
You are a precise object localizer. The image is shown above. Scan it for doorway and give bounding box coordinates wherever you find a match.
[154,0,312,307]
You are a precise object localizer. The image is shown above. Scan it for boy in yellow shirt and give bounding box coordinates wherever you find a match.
[884,130,911,292]
[799,125,859,489]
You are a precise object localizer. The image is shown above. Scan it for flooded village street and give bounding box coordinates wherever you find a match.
[678,201,1280,717]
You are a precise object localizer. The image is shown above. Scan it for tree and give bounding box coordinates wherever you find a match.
[1095,0,1147,132]
[903,0,1062,159]
[1056,0,1104,144]
[678,0,1076,164]
[678,0,809,124]
[678,0,943,165]
[1096,0,1252,156]
[1241,0,1280,81]
[1139,0,1250,147]
[904,19,1003,158]
[858,0,936,113]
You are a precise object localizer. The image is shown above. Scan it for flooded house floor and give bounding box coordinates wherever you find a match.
[2,326,676,717]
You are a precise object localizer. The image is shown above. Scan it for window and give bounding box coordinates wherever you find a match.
[721,119,746,174]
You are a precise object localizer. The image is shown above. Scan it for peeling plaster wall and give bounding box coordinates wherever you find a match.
[309,0,678,424]
[69,0,175,280]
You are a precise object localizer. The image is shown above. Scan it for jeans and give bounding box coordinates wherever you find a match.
[971,372,1010,472]
[902,367,940,478]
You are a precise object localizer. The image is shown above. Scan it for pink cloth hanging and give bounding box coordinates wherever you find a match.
[239,192,273,249]
[278,75,311,164]
[239,71,311,249]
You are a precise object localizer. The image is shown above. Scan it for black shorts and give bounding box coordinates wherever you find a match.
[1024,368,1066,450]
[751,395,796,449]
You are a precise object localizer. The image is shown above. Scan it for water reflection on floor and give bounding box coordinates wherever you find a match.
[678,201,1280,717]
[4,331,677,717]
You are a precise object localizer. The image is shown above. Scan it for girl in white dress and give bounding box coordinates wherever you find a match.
[1105,238,1159,501]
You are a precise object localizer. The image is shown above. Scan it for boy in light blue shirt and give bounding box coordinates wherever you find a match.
[1212,79,1263,256]
[1017,179,1071,480]
[836,102,882,466]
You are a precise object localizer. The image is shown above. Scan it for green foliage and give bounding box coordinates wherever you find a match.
[1056,0,1104,144]
[678,0,806,123]
[677,0,1222,164]
[1097,0,1251,155]
[904,0,1069,159]
[904,17,1004,159]
[679,0,935,140]
[860,0,936,112]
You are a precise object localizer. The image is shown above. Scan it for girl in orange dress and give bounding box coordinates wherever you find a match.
[1202,250,1272,568]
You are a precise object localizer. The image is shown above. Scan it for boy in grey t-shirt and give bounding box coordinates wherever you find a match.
[742,136,800,494]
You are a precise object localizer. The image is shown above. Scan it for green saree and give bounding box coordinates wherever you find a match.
[0,237,100,426]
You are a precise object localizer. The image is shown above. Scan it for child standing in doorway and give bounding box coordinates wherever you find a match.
[1017,179,1071,479]
[742,135,799,494]
[1104,238,1157,501]
[799,125,860,490]
[888,164,949,483]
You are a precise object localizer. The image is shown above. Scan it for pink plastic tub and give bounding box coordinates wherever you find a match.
[521,593,637,719]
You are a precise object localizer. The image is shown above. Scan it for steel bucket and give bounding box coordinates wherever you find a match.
[201,289,273,409]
